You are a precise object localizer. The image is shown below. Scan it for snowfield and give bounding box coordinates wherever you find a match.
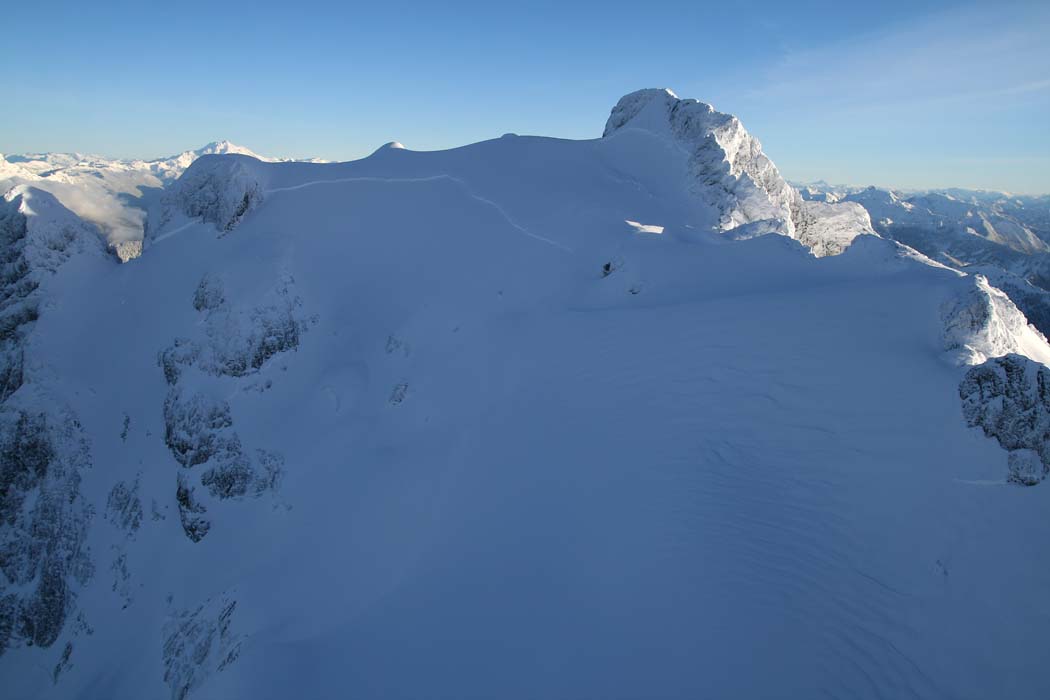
[2,89,1050,699]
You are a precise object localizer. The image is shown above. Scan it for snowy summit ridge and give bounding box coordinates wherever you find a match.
[5,88,1050,700]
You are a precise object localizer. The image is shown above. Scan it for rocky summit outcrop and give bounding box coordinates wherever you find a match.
[603,88,875,256]
[145,156,267,247]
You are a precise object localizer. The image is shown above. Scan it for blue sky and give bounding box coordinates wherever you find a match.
[4,0,1048,192]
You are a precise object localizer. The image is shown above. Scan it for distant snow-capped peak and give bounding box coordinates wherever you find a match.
[154,141,270,173]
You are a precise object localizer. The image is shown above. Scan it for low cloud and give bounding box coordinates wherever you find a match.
[1,176,147,244]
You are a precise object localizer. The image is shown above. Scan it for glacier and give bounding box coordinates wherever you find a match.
[2,89,1050,699]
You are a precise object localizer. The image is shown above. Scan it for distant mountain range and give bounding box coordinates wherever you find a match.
[0,142,325,260]
[795,181,1050,337]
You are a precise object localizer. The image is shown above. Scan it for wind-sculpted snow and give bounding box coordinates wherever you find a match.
[603,88,874,255]
[8,91,1050,699]
[960,354,1050,484]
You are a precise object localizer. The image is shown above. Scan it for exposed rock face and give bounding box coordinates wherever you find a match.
[603,89,875,255]
[158,272,302,540]
[162,276,306,383]
[163,390,239,470]
[162,594,241,700]
[192,274,226,312]
[960,353,1050,484]
[105,479,143,536]
[0,188,103,657]
[1,187,105,401]
[175,475,210,544]
[163,388,283,540]
[0,409,94,654]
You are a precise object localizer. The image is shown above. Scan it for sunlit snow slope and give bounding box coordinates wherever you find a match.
[2,90,1050,700]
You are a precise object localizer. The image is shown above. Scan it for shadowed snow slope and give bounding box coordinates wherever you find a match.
[2,92,1050,699]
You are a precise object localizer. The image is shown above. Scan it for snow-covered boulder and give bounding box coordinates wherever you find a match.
[794,199,875,257]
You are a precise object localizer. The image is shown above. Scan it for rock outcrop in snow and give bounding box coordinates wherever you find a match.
[156,272,302,540]
[960,353,1050,484]
[146,156,268,245]
[162,594,241,700]
[603,89,875,256]
[0,188,106,658]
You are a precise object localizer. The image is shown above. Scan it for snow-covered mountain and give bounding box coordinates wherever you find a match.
[3,89,1050,699]
[797,181,1050,255]
[797,181,1050,338]
[0,142,324,260]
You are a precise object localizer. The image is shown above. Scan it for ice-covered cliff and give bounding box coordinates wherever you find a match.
[603,88,875,255]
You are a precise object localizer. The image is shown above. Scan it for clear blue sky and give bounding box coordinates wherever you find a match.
[4,0,1048,192]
